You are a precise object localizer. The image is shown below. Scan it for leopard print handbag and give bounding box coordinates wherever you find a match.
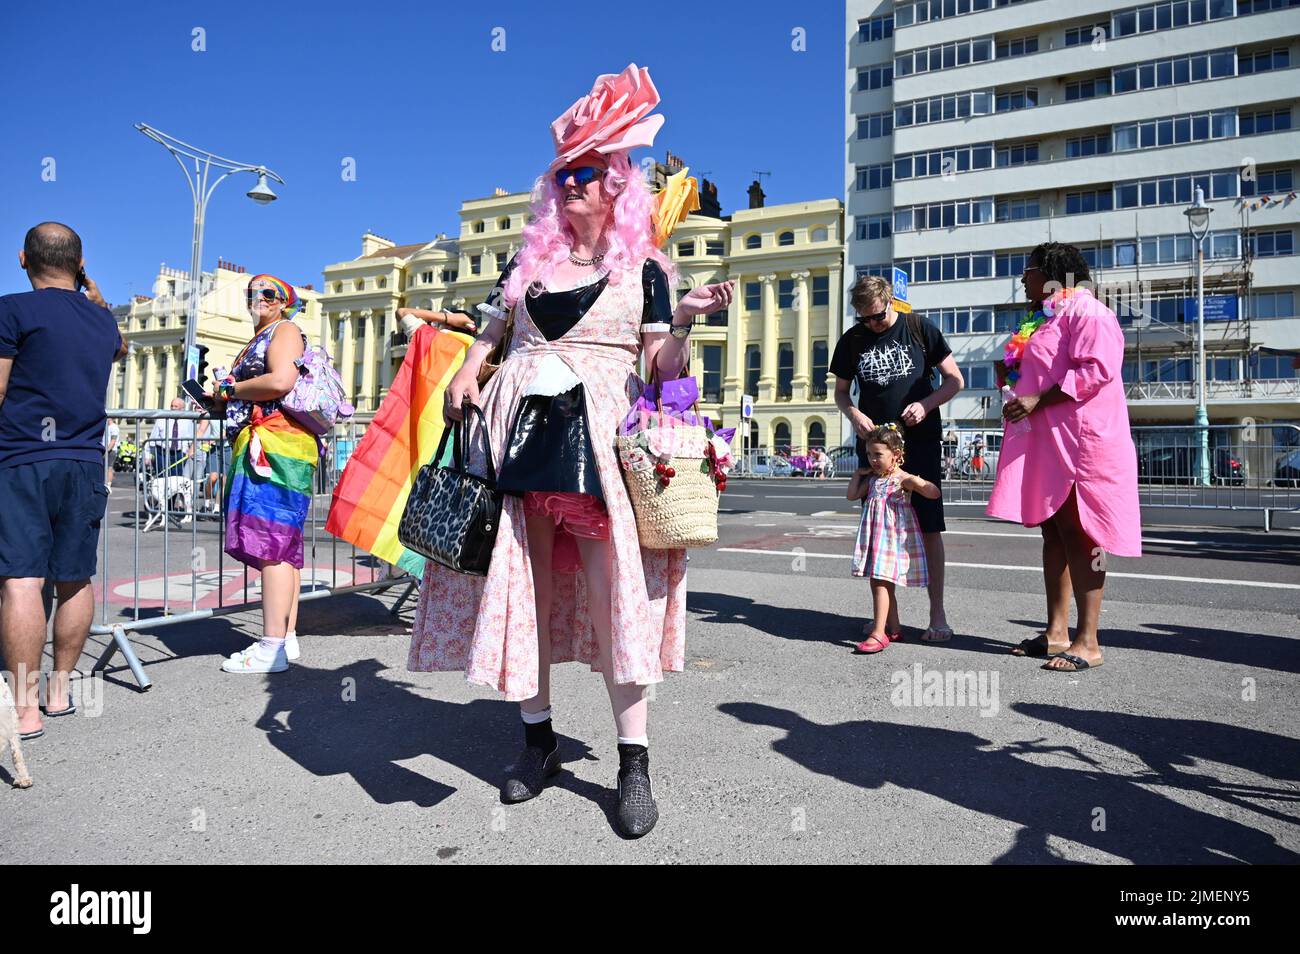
[398,402,503,576]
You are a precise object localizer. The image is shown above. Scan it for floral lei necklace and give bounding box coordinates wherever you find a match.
[1003,286,1083,387]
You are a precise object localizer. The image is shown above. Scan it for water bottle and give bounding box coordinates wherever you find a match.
[1002,385,1031,436]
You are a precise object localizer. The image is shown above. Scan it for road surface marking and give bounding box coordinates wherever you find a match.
[714,548,1300,590]
[766,495,852,499]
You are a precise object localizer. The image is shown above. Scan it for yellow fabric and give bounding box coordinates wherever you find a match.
[652,167,701,248]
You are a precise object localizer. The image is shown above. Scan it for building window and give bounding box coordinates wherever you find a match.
[856,111,893,140]
[895,90,994,128]
[958,364,994,389]
[472,220,485,233]
[774,421,791,449]
[1250,291,1295,319]
[995,36,1039,59]
[896,143,994,179]
[777,344,794,399]
[1065,189,1114,215]
[811,227,828,243]
[377,277,387,289]
[1112,49,1235,93]
[496,252,507,271]
[858,14,893,42]
[678,240,696,257]
[1247,230,1295,258]
[1065,77,1111,102]
[745,345,761,396]
[778,231,794,247]
[996,142,1040,166]
[470,255,481,275]
[1240,107,1292,136]
[706,238,725,256]
[856,162,893,191]
[354,279,364,291]
[778,279,795,309]
[745,234,762,250]
[1065,22,1109,46]
[701,345,723,403]
[857,66,893,91]
[812,341,828,398]
[807,420,826,449]
[812,276,829,307]
[745,282,761,311]
[441,269,458,283]
[1241,168,1294,196]
[1255,351,1300,378]
[855,214,892,241]
[498,216,510,230]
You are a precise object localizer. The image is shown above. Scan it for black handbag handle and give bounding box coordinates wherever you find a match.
[435,401,496,484]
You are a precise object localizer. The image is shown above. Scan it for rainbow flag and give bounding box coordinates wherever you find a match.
[225,408,320,570]
[326,326,474,575]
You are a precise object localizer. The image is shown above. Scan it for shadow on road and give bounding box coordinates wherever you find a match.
[688,591,864,648]
[251,657,599,811]
[720,701,1298,864]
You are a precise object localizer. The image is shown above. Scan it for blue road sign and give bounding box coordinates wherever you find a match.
[1183,295,1238,323]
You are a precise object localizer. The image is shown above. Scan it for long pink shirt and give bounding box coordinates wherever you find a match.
[986,288,1142,557]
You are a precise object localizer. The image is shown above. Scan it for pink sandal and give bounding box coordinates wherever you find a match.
[855,633,892,654]
[862,623,903,641]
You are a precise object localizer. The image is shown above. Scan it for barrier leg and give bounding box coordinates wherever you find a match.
[93,624,153,692]
[389,579,419,617]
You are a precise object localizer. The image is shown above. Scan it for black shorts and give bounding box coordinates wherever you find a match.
[0,459,109,581]
[856,434,946,534]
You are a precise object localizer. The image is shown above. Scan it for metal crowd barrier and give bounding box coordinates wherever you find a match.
[731,424,1300,526]
[93,409,412,691]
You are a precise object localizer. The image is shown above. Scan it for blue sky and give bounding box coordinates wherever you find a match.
[0,0,843,305]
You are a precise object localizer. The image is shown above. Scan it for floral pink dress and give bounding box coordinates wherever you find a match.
[986,288,1142,557]
[408,265,688,701]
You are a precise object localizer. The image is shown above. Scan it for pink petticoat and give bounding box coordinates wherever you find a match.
[523,491,610,573]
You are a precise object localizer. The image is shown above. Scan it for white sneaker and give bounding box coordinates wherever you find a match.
[285,633,300,661]
[180,515,192,525]
[221,641,288,674]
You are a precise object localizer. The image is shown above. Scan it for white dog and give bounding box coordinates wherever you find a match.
[142,475,195,532]
[0,680,34,788]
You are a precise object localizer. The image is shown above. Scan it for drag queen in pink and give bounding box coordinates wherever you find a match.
[409,65,733,837]
[987,242,1141,673]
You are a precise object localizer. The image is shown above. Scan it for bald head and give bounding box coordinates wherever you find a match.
[22,222,82,282]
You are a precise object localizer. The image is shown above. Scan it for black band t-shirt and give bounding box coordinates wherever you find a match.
[829,313,951,443]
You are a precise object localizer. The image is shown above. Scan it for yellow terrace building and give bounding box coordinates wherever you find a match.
[319,167,846,452]
[108,260,320,411]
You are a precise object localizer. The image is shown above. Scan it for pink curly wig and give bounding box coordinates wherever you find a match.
[502,151,677,307]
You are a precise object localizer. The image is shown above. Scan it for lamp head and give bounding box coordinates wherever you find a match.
[1184,186,1211,240]
[247,171,278,205]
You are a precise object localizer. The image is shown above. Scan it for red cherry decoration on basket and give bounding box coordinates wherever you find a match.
[665,467,676,478]
[655,463,666,475]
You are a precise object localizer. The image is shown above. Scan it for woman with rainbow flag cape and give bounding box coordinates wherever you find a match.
[207,273,319,674]
[412,64,731,838]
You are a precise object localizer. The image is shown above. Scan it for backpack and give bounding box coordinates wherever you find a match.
[280,341,355,436]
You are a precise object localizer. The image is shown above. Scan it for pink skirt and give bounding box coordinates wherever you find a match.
[523,491,610,573]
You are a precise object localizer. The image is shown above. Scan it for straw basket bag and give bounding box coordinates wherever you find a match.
[617,412,721,550]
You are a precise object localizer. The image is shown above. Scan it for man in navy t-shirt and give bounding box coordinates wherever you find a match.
[0,222,125,740]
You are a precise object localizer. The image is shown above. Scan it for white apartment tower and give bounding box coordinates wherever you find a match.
[845,0,1300,433]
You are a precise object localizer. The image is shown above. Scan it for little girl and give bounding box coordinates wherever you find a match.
[847,424,942,654]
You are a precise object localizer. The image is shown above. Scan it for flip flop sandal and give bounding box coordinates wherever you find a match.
[855,634,892,654]
[19,728,44,741]
[1041,652,1103,672]
[1010,634,1058,657]
[40,693,76,717]
[922,626,954,643]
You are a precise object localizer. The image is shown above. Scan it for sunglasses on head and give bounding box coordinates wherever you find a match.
[247,288,284,303]
[554,165,605,189]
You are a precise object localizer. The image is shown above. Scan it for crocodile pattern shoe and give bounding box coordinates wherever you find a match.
[615,747,659,838]
[502,743,561,803]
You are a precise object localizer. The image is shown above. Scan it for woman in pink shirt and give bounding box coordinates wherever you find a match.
[986,243,1141,672]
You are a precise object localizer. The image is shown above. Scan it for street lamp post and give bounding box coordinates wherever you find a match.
[135,123,284,385]
[1183,186,1212,486]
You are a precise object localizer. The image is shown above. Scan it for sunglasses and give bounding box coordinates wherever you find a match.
[246,288,284,303]
[859,309,890,323]
[554,165,605,189]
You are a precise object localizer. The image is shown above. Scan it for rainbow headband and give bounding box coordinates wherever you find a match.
[247,274,302,320]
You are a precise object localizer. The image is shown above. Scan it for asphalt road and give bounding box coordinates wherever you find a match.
[4,477,1297,863]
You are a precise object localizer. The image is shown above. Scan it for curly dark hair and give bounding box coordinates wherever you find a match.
[1028,242,1091,288]
[864,424,906,461]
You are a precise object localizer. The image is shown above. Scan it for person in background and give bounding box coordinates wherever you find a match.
[396,306,477,338]
[103,418,120,489]
[0,222,125,741]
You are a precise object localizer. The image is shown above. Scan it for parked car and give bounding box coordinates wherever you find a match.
[1137,446,1244,485]
[749,453,795,477]
[1275,450,1300,488]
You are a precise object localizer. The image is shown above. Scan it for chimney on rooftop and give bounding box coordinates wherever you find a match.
[747,180,765,209]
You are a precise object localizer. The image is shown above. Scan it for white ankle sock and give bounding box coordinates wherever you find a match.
[287,630,297,639]
[617,735,649,747]
[520,706,553,725]
[256,636,286,657]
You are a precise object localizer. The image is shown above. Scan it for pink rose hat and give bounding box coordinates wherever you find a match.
[548,63,665,173]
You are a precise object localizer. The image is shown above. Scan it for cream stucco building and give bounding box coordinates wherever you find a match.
[318,165,846,453]
[108,260,321,411]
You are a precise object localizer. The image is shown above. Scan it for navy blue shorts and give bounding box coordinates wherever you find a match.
[0,459,109,581]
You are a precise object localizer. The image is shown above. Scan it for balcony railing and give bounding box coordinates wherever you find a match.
[1125,378,1300,402]
[692,313,728,328]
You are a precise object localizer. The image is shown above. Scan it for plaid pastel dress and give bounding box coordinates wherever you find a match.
[852,473,929,586]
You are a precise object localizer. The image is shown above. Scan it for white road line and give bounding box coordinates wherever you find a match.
[766,495,850,499]
[714,547,1300,590]
[721,494,755,498]
[942,529,1207,547]
[811,510,843,517]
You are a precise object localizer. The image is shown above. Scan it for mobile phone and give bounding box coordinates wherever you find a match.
[181,379,215,413]
[76,268,88,291]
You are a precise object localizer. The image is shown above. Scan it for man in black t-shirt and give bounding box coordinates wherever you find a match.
[832,274,965,642]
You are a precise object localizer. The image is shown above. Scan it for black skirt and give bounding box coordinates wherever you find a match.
[496,384,604,501]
